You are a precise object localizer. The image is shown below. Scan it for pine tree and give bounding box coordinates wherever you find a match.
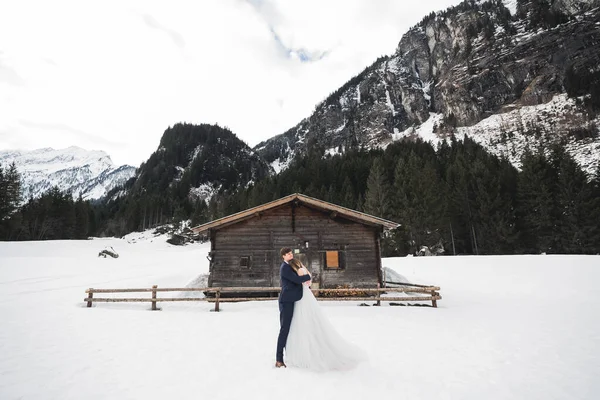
[355,193,365,212]
[325,185,337,205]
[191,200,209,226]
[469,157,518,254]
[0,164,5,220]
[364,158,391,219]
[340,177,356,209]
[391,152,447,255]
[552,146,597,253]
[74,196,90,239]
[516,149,557,253]
[0,162,21,221]
[445,150,477,254]
[589,164,600,253]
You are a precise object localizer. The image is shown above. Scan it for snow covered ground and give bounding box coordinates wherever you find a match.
[1,236,599,400]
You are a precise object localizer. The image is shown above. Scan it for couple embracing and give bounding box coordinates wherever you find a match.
[275,247,366,371]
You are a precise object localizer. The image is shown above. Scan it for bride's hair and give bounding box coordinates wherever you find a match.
[289,258,303,273]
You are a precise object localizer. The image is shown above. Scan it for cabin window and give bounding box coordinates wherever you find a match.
[325,250,344,269]
[240,256,250,268]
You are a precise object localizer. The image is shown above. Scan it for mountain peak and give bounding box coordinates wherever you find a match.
[0,147,135,201]
[129,123,272,204]
[254,0,600,176]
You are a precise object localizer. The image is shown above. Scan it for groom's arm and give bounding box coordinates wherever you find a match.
[281,265,312,284]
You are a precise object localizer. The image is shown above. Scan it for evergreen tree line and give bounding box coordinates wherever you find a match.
[517,0,571,30]
[2,137,599,256]
[565,63,600,112]
[0,184,97,241]
[211,137,600,256]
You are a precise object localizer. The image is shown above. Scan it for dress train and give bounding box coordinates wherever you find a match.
[285,285,367,371]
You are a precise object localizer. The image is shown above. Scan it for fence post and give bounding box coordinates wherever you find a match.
[431,290,437,308]
[214,289,221,312]
[87,288,93,308]
[375,283,381,306]
[151,285,158,311]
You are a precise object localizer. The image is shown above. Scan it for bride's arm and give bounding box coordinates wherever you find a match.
[281,265,311,283]
[297,267,312,286]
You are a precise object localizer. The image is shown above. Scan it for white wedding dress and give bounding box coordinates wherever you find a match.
[285,284,367,371]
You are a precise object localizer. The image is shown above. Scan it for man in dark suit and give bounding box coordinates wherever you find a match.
[275,247,311,368]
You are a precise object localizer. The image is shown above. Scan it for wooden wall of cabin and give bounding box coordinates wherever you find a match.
[208,202,381,289]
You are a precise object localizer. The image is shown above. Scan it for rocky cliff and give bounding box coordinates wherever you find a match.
[255,0,600,175]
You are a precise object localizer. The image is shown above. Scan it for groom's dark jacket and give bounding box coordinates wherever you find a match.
[279,261,311,303]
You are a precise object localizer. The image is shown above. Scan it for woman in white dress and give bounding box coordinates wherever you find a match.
[284,259,367,371]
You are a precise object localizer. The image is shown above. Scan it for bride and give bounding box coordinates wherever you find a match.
[284,258,367,371]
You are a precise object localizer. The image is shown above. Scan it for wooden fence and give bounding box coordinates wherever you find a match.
[84,284,441,311]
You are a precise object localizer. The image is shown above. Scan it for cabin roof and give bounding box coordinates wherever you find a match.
[191,193,400,234]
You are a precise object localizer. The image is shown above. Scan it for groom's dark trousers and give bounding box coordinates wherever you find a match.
[276,302,294,362]
[276,261,311,363]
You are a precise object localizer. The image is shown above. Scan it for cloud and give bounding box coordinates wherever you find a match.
[0,0,462,167]
[18,120,124,147]
[0,58,25,86]
[10,121,132,165]
[141,13,186,49]
[268,26,329,63]
[245,0,329,62]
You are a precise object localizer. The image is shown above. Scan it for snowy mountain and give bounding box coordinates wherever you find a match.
[255,0,600,176]
[119,123,271,205]
[0,146,136,201]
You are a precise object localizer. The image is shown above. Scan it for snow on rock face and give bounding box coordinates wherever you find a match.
[2,146,112,175]
[386,95,599,175]
[270,154,293,174]
[386,95,599,176]
[189,183,219,203]
[552,0,600,15]
[453,94,600,175]
[502,0,517,15]
[0,146,136,201]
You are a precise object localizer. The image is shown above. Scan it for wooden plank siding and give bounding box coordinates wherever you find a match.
[208,202,381,289]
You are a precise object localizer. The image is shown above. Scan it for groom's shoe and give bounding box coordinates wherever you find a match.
[275,361,287,368]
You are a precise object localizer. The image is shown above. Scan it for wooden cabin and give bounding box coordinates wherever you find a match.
[191,193,399,292]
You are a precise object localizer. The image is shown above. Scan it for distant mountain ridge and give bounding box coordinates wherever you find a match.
[0,146,136,201]
[124,123,272,203]
[254,0,600,176]
[102,123,273,232]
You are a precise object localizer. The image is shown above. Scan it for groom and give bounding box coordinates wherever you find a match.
[275,247,311,368]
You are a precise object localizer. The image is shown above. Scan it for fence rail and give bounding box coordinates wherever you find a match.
[84,284,441,311]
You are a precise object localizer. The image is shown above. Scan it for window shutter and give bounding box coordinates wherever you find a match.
[326,251,339,268]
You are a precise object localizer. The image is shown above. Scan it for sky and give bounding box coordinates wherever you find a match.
[0,0,462,167]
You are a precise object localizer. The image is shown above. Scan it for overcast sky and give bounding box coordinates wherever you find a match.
[0,0,461,167]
